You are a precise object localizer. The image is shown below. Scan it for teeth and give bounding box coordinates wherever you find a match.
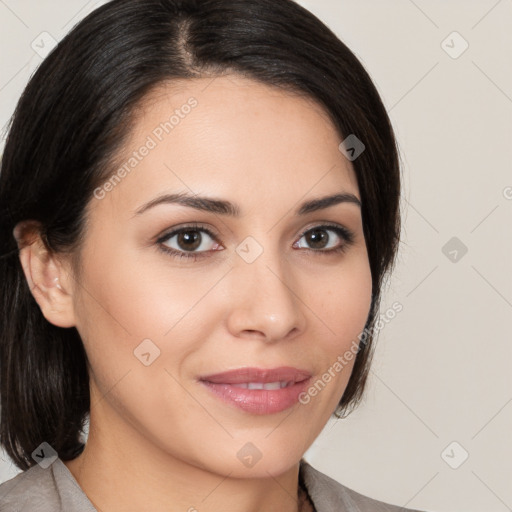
[231,381,290,390]
[261,382,281,390]
[231,383,249,389]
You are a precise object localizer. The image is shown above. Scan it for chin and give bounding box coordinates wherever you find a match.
[201,440,307,479]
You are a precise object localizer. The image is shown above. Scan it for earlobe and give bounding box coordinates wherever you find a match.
[14,223,77,329]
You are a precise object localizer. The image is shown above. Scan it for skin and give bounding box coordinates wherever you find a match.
[15,75,372,512]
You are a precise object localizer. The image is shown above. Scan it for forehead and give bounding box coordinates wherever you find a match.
[92,74,359,220]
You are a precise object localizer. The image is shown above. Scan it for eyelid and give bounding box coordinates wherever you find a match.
[155,222,219,243]
[296,221,354,242]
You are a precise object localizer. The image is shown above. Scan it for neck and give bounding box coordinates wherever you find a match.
[64,412,312,512]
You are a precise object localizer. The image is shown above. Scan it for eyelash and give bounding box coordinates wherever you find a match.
[156,222,355,262]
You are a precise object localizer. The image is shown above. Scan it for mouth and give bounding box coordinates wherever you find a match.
[198,366,312,415]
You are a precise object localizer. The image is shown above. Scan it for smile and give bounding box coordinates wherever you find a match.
[199,366,312,415]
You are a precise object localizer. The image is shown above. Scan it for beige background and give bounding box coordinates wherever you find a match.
[1,1,511,511]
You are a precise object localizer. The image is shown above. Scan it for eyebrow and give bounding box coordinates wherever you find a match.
[133,191,361,217]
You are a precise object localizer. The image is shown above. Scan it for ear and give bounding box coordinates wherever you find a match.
[13,221,77,328]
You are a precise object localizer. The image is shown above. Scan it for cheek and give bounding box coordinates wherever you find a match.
[70,246,167,385]
[71,241,223,395]
[71,254,196,432]
[74,240,196,341]
[314,256,373,347]
[305,255,372,399]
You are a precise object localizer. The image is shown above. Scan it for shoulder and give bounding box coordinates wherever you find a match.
[0,458,96,511]
[300,460,429,512]
[0,461,60,510]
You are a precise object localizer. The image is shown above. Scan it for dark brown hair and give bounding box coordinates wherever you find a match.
[0,0,401,470]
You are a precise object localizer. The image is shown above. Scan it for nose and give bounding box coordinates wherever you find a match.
[225,243,307,343]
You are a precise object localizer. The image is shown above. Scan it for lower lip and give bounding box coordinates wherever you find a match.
[200,379,311,415]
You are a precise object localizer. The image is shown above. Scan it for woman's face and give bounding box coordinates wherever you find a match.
[66,75,372,477]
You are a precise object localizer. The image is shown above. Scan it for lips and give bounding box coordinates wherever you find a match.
[199,366,312,385]
[198,366,312,415]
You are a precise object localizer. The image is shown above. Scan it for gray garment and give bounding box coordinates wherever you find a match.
[0,457,426,511]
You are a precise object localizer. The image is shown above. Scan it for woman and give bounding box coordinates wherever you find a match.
[0,0,426,510]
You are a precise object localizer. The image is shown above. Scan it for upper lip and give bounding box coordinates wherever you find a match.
[199,366,312,384]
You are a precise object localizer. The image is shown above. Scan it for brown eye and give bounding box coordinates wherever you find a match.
[293,224,354,255]
[159,226,220,255]
[156,222,224,262]
[304,228,330,249]
[174,230,203,251]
